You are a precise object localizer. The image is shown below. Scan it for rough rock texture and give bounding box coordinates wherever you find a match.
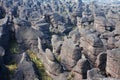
[80,29,105,65]
[106,48,120,78]
[0,47,8,80]
[94,16,107,33]
[95,52,107,71]
[60,37,82,70]
[0,0,120,80]
[51,35,63,55]
[87,68,105,80]
[12,52,39,80]
[72,58,91,79]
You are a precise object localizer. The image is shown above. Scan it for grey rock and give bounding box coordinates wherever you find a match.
[44,49,63,77]
[72,58,91,79]
[51,35,63,55]
[94,16,107,33]
[14,19,44,52]
[80,29,105,65]
[87,68,105,80]
[13,52,39,80]
[60,38,81,70]
[106,48,120,78]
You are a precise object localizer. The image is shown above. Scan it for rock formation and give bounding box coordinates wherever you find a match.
[0,0,120,80]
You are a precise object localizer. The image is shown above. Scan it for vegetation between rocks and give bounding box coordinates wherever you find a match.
[27,50,52,80]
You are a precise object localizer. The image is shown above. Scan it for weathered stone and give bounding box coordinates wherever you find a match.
[14,19,44,52]
[69,28,80,43]
[51,35,63,55]
[60,38,81,70]
[45,49,55,61]
[44,49,63,76]
[13,52,39,80]
[87,68,105,80]
[94,16,107,33]
[95,52,107,71]
[106,48,120,78]
[80,30,105,65]
[73,58,91,79]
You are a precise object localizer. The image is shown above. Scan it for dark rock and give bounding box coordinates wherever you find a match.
[0,6,6,19]
[0,47,5,57]
[13,52,39,80]
[95,52,107,71]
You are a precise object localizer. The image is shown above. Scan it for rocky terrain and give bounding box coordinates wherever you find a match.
[0,0,120,80]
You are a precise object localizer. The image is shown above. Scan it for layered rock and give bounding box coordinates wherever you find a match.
[44,49,63,77]
[106,48,120,78]
[0,0,120,80]
[60,37,82,70]
[80,29,105,66]
[72,58,91,79]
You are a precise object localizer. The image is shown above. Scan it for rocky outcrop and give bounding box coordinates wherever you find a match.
[95,52,107,71]
[60,37,82,70]
[106,48,120,78]
[44,49,63,77]
[12,52,39,80]
[51,35,62,55]
[13,18,51,53]
[94,16,107,33]
[87,68,105,80]
[80,29,105,66]
[0,0,120,80]
[72,58,91,79]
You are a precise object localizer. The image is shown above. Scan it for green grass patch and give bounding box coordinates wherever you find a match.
[6,64,17,75]
[27,50,52,80]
